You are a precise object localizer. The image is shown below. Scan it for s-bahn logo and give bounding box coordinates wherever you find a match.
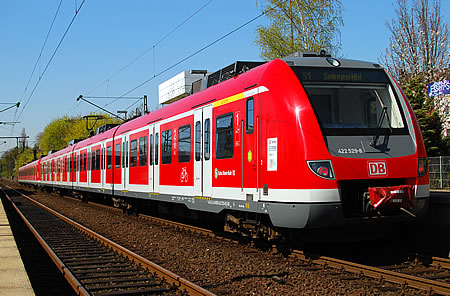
[368,161,387,176]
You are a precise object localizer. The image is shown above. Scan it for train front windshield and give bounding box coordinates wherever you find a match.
[295,67,409,136]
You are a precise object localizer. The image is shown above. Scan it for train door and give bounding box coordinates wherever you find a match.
[153,124,160,193]
[121,135,129,191]
[193,106,212,197]
[87,147,91,188]
[148,125,156,193]
[101,142,106,189]
[243,96,259,200]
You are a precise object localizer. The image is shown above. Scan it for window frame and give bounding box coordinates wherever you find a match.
[139,136,147,167]
[178,124,191,163]
[161,129,172,164]
[130,139,138,167]
[246,97,254,134]
[115,143,121,168]
[107,145,112,169]
[215,113,234,159]
[195,121,201,161]
[204,119,210,161]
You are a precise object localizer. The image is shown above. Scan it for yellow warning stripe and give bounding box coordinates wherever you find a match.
[212,86,269,108]
[212,92,245,108]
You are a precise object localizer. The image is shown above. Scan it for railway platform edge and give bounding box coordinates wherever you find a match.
[0,196,35,296]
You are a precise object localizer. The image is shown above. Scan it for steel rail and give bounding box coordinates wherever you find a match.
[426,255,450,270]
[16,183,450,295]
[3,185,215,296]
[73,193,450,295]
[0,186,90,296]
[292,250,450,296]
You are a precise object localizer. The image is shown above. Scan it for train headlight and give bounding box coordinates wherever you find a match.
[307,160,335,180]
[418,158,428,177]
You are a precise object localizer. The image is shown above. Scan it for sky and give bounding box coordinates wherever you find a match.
[1,0,449,155]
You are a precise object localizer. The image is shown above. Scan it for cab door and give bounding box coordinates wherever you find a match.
[193,106,212,197]
[243,97,259,200]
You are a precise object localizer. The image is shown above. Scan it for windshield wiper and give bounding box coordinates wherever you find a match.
[369,90,392,147]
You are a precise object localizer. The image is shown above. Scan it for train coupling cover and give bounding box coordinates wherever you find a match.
[368,185,416,217]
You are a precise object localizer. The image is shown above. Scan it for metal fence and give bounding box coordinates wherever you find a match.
[428,156,450,189]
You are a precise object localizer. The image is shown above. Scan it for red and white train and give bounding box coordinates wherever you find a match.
[19,52,430,239]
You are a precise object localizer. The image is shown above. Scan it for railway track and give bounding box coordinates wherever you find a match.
[64,189,450,295]
[141,212,450,295]
[291,250,450,296]
[10,182,450,295]
[0,185,214,296]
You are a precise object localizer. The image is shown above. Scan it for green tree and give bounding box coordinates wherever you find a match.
[0,148,17,179]
[404,76,443,156]
[39,114,121,154]
[255,0,343,60]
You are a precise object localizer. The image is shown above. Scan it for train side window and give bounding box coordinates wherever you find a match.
[216,113,234,159]
[204,119,210,160]
[178,124,191,163]
[195,121,201,161]
[246,97,254,134]
[115,144,121,168]
[107,146,112,169]
[126,141,129,168]
[149,134,153,166]
[91,152,95,170]
[155,133,159,165]
[87,152,91,171]
[96,149,100,170]
[162,129,172,164]
[130,140,137,167]
[122,142,125,168]
[139,136,147,166]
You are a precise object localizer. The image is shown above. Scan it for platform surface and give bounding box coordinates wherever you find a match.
[0,198,35,296]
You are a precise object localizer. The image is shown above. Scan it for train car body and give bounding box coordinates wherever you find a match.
[19,53,430,236]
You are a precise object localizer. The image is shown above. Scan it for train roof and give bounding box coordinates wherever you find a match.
[27,52,386,165]
[281,52,383,70]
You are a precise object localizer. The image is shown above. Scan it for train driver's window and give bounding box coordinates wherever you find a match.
[216,113,234,159]
[246,97,254,134]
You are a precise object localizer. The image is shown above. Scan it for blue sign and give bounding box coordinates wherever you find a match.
[428,80,450,97]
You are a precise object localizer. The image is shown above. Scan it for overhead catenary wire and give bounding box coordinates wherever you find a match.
[108,9,271,106]
[16,0,87,122]
[84,0,213,97]
[17,0,63,113]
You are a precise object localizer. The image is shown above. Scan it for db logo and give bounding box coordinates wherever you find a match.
[368,161,387,176]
